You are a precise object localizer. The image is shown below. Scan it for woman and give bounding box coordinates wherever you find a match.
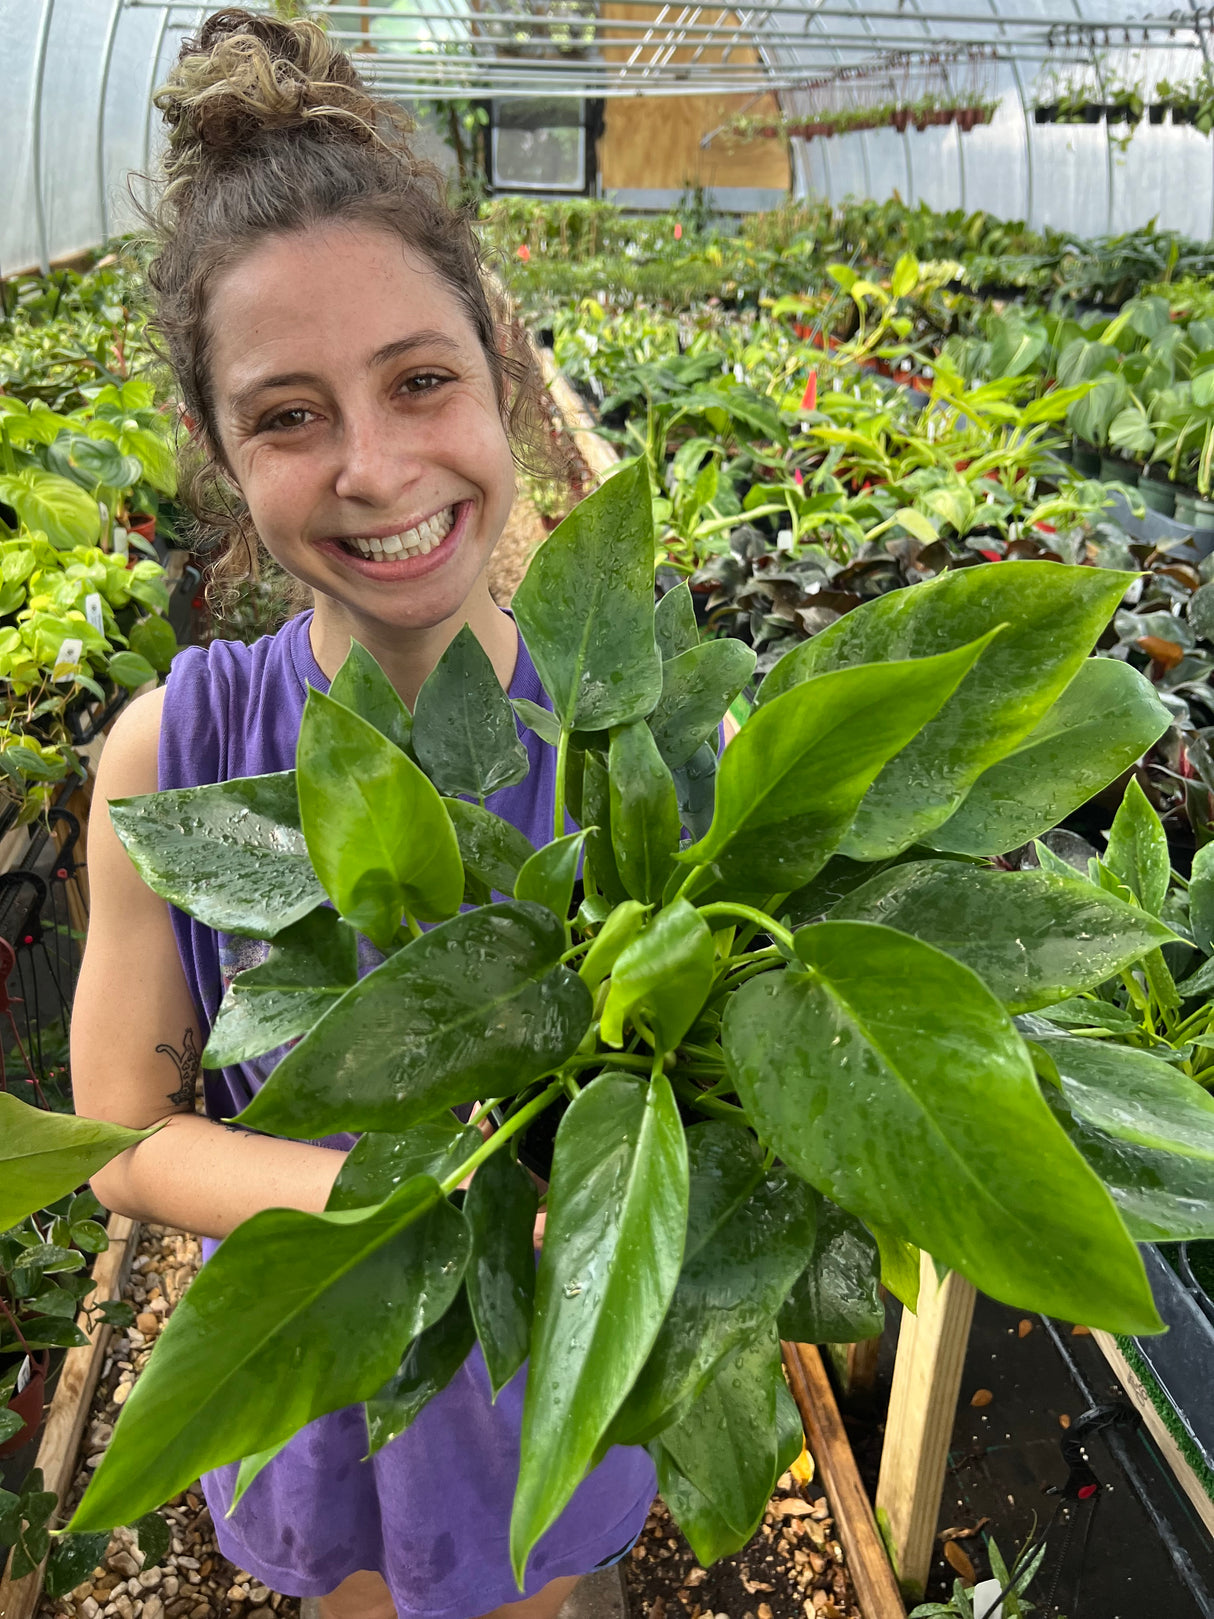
[70,12,656,1618]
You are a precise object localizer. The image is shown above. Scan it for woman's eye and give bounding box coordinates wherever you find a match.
[261,407,314,432]
[401,373,449,396]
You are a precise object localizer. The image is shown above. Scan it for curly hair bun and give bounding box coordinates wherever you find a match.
[155,7,396,176]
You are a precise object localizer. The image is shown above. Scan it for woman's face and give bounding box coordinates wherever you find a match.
[206,223,517,633]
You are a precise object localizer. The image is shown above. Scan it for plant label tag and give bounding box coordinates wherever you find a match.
[777,528,795,552]
[15,1354,31,1395]
[112,527,129,558]
[84,592,105,634]
[52,638,84,683]
[971,1580,1003,1619]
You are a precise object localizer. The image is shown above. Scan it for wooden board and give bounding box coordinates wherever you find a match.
[1093,1329,1214,1541]
[599,3,788,195]
[540,351,621,483]
[875,1256,977,1598]
[781,1340,906,1619]
[0,1214,140,1619]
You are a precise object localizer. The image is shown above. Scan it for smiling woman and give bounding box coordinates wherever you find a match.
[67,11,647,1619]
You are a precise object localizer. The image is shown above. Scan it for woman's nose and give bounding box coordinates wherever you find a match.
[332,406,421,506]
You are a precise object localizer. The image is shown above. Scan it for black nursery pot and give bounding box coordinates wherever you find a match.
[1033,104,1058,124]
[1179,1241,1214,1329]
[1149,103,1168,124]
[1082,103,1104,124]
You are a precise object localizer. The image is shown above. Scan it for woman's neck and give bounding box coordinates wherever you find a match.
[307,576,519,709]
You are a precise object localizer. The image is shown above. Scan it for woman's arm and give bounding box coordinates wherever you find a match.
[71,688,348,1240]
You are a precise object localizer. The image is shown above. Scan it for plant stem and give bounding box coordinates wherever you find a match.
[466,1096,505,1130]
[554,727,570,845]
[670,1073,748,1123]
[439,1077,565,1197]
[697,902,795,950]
[401,910,423,942]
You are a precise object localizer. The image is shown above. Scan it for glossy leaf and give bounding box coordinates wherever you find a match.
[0,1094,154,1231]
[582,749,627,904]
[870,1224,921,1311]
[43,1533,111,1600]
[511,1073,688,1584]
[228,1443,289,1513]
[204,907,360,1068]
[612,1150,815,1445]
[833,860,1175,1012]
[609,720,681,904]
[680,639,992,891]
[515,831,587,921]
[1105,777,1171,916]
[600,899,715,1052]
[655,1326,782,1548]
[512,698,561,747]
[1189,841,1214,956]
[464,1150,539,1397]
[761,562,1136,859]
[655,583,700,661]
[108,651,157,690]
[926,659,1169,857]
[723,927,1161,1332]
[412,625,529,800]
[1035,1037,1214,1160]
[237,903,592,1138]
[778,1197,884,1345]
[110,773,325,939]
[672,741,717,843]
[512,460,662,731]
[297,688,463,946]
[70,1177,469,1530]
[443,798,535,905]
[366,1287,477,1453]
[647,640,755,771]
[329,640,413,756]
[327,1121,481,1211]
[579,899,649,992]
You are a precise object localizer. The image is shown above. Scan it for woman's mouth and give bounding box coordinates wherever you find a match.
[316,502,468,579]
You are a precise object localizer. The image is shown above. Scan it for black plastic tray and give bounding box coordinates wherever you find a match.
[1133,1243,1214,1476]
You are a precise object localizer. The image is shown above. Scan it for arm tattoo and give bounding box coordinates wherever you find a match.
[157,1028,201,1110]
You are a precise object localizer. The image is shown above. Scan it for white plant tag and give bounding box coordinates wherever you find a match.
[84,592,105,634]
[112,526,129,558]
[52,638,84,682]
[972,1580,1004,1619]
[15,1354,31,1395]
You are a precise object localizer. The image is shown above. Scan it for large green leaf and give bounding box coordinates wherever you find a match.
[609,720,681,905]
[203,907,360,1068]
[326,1121,481,1211]
[70,1177,468,1530]
[833,860,1174,1012]
[412,625,529,800]
[778,1197,884,1345]
[1189,841,1214,956]
[723,925,1161,1332]
[600,899,715,1052]
[655,583,700,661]
[611,1145,815,1445]
[110,773,325,939]
[365,1287,477,1452]
[515,831,587,922]
[679,638,993,891]
[329,640,414,756]
[511,1073,688,1584]
[925,658,1169,857]
[0,1095,154,1230]
[1104,777,1171,916]
[672,741,717,843]
[442,798,535,905]
[653,1326,782,1550]
[0,468,101,547]
[582,749,628,904]
[512,461,662,731]
[236,903,592,1137]
[647,640,755,770]
[464,1149,538,1397]
[297,689,463,946]
[759,562,1136,860]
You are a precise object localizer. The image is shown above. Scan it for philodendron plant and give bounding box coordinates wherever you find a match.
[3,459,1204,1584]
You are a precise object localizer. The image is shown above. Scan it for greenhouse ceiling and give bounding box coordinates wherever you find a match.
[6,0,1214,271]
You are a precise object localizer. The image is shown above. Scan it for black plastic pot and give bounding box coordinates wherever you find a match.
[1033,104,1058,124]
[1105,104,1129,124]
[1132,1245,1214,1481]
[1178,1242,1214,1329]
[1082,103,1104,124]
[1149,103,1168,124]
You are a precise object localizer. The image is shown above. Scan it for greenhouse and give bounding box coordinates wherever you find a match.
[6,2,1214,1618]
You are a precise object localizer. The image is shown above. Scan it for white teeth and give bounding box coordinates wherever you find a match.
[340,505,456,561]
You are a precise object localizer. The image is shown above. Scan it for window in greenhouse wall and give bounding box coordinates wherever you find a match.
[491,98,589,192]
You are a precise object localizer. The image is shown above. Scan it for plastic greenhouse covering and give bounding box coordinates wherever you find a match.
[6,0,1214,275]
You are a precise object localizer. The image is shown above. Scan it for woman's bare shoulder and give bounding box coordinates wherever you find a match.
[95,684,168,799]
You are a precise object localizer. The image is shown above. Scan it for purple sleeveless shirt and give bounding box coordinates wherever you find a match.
[158,610,656,1614]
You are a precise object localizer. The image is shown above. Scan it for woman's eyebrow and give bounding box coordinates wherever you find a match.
[227,332,465,415]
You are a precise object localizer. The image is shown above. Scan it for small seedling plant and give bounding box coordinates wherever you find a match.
[3,461,1208,1584]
